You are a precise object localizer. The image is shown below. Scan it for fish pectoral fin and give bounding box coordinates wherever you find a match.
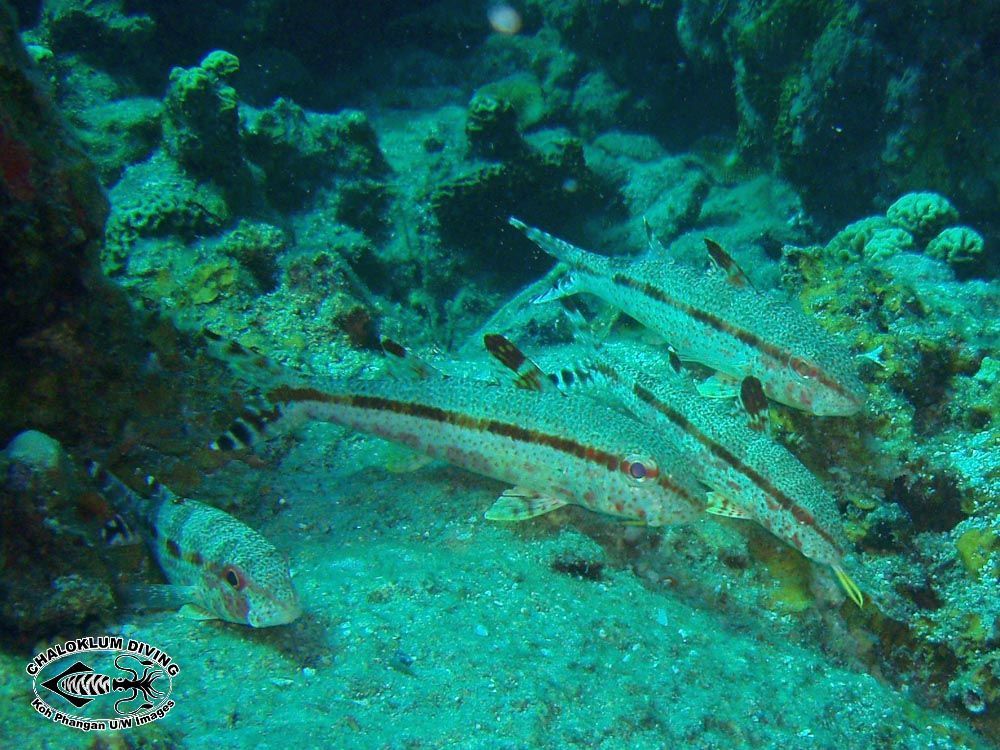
[485,488,569,521]
[833,565,865,608]
[177,603,221,621]
[705,491,753,519]
[378,443,435,473]
[115,584,197,613]
[696,373,741,400]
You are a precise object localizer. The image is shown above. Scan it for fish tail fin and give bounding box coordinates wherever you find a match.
[509,217,608,272]
[85,460,147,514]
[209,402,298,452]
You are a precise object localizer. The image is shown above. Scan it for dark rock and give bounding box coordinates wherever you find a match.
[0,0,109,348]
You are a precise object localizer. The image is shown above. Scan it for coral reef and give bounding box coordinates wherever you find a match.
[927,227,986,270]
[103,156,229,273]
[0,431,115,643]
[0,0,108,347]
[242,98,391,215]
[162,50,252,199]
[1,0,997,745]
[781,192,999,723]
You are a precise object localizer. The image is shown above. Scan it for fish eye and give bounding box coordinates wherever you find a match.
[789,357,819,379]
[223,567,245,590]
[623,454,657,482]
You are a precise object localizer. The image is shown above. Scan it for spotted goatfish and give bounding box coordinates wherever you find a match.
[86,462,301,627]
[508,218,866,416]
[211,340,704,528]
[484,335,865,607]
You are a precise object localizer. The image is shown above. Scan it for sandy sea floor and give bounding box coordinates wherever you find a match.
[1,421,990,750]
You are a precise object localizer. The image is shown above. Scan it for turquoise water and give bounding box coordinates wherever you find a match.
[0,2,997,748]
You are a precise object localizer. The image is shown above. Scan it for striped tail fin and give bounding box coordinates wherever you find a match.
[509,217,613,273]
[209,402,295,452]
[85,460,147,544]
[86,460,144,510]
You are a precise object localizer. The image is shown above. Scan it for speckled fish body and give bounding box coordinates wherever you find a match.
[88,464,301,627]
[510,218,866,416]
[534,344,863,605]
[217,377,704,527]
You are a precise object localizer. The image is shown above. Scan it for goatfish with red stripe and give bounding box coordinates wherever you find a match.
[210,340,704,528]
[484,334,866,607]
[86,461,301,627]
[508,218,866,417]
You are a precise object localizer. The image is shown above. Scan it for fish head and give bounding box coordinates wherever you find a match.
[611,450,701,526]
[204,541,301,627]
[771,352,866,416]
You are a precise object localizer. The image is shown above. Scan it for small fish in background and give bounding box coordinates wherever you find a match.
[509,217,867,417]
[86,461,300,627]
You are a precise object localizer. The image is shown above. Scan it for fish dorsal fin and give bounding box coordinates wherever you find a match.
[380,338,448,381]
[704,238,756,291]
[483,334,561,393]
[738,376,770,433]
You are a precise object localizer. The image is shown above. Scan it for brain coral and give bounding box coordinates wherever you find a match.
[925,226,985,268]
[886,191,959,243]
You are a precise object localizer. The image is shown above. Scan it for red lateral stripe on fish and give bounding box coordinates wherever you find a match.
[607,272,859,407]
[210,373,706,527]
[482,340,843,557]
[510,217,866,416]
[623,377,841,554]
[266,384,701,511]
[478,337,866,604]
[556,349,862,604]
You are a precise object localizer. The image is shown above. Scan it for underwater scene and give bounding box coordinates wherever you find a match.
[0,1,998,748]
